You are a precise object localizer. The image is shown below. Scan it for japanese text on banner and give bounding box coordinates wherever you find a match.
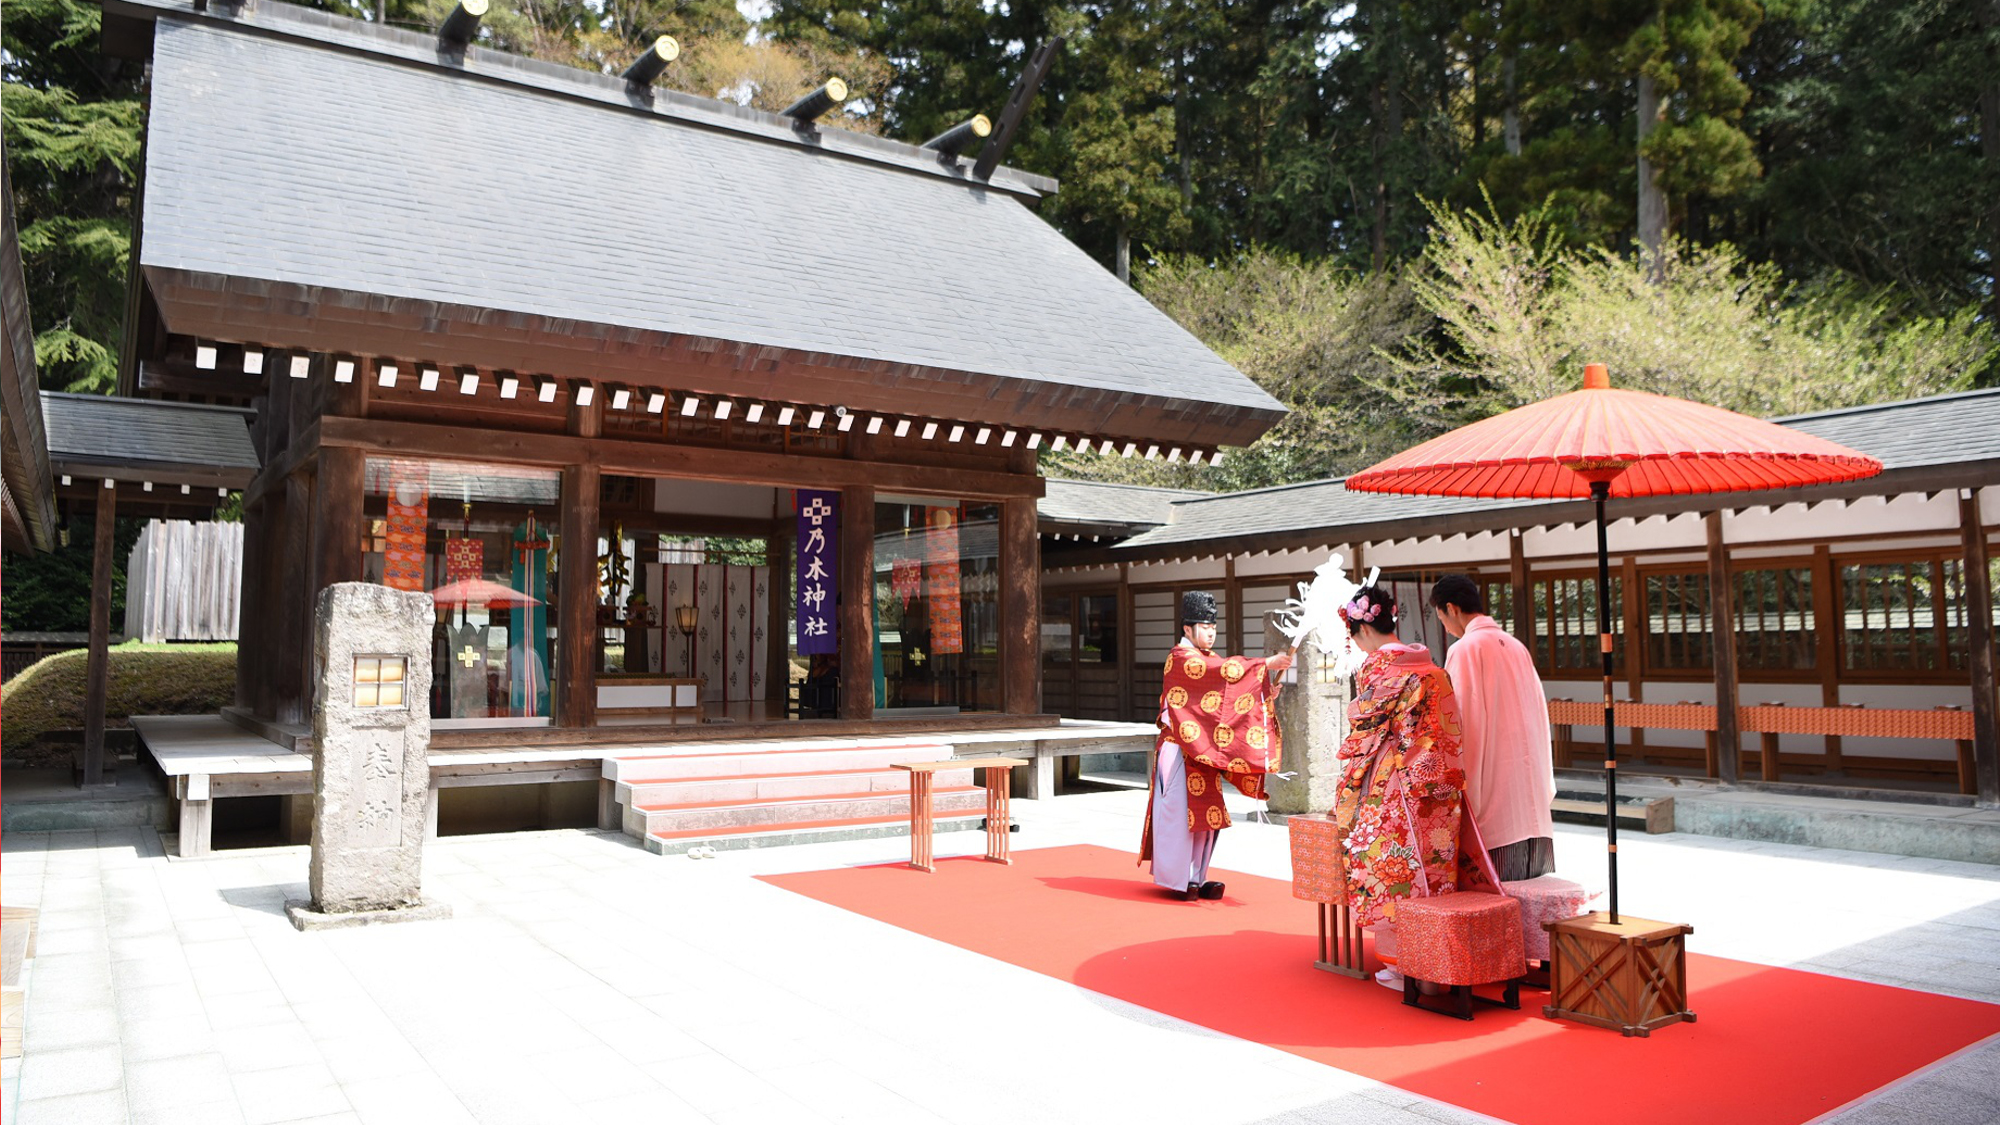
[796,490,839,655]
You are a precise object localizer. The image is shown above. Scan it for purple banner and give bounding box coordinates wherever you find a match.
[796,490,838,655]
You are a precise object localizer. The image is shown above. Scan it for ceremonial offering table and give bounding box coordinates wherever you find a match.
[1395,892,1525,1020]
[1543,913,1695,1036]
[1287,813,1366,978]
[892,756,1020,873]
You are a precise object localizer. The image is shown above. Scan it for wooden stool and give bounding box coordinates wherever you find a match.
[891,756,1019,873]
[1543,912,1695,1036]
[1287,814,1365,978]
[1394,892,1525,1020]
[1502,875,1591,987]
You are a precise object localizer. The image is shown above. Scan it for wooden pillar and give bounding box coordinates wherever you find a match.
[1509,530,1533,647]
[235,495,267,711]
[311,447,366,688]
[274,471,315,725]
[1116,563,1134,722]
[1224,556,1242,654]
[81,482,117,786]
[838,485,875,721]
[558,464,600,727]
[1620,555,1645,759]
[1706,512,1740,783]
[1813,543,1844,771]
[767,525,789,719]
[258,488,289,719]
[1000,495,1040,715]
[264,367,295,464]
[1961,489,1999,807]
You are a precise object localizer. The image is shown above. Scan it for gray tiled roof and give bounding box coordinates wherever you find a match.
[138,15,1282,428]
[1039,479,1211,528]
[1116,388,2000,550]
[41,392,259,474]
[1767,388,2000,472]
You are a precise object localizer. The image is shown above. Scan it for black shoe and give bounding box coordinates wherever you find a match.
[1198,881,1225,900]
[1185,883,1201,901]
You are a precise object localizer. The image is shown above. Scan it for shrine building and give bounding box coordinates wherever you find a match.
[89,0,1281,765]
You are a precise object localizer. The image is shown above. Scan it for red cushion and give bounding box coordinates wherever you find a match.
[1503,876,1591,962]
[1395,892,1526,986]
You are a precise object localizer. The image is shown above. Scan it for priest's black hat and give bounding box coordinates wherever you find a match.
[1181,590,1219,627]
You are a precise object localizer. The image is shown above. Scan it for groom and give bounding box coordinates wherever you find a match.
[1140,591,1293,900]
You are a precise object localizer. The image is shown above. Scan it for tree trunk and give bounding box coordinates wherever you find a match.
[1367,0,1400,272]
[1370,68,1388,272]
[1176,50,1194,207]
[1981,0,2000,326]
[1636,71,1666,281]
[1503,51,1521,156]
[1115,224,1131,285]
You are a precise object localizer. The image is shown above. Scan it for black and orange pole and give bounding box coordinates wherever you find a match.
[1593,477,1620,923]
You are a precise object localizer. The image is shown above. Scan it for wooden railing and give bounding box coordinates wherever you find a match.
[1548,699,1979,795]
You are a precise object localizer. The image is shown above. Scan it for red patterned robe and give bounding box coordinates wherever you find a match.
[1333,643,1500,927]
[1139,643,1283,867]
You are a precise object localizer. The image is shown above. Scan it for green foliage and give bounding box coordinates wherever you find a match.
[1726,0,1998,311]
[1,643,238,764]
[1389,198,1998,422]
[1,0,145,394]
[1053,211,1994,491]
[0,514,145,632]
[1042,250,1435,489]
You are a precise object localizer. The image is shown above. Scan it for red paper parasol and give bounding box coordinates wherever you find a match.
[429,577,542,608]
[1348,363,1882,920]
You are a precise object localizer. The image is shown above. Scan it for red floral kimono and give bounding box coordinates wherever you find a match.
[1332,643,1500,926]
[1139,645,1283,865]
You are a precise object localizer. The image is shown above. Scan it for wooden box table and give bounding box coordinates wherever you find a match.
[1543,912,1696,1036]
[891,755,1021,872]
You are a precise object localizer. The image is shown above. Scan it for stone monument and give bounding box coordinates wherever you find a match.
[286,582,450,930]
[1264,610,1351,816]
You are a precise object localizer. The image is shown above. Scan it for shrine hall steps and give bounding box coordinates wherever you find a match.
[605,742,988,855]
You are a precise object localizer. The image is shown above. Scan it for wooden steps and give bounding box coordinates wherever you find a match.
[605,741,989,853]
[1551,790,1676,834]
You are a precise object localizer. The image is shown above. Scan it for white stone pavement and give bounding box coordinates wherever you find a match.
[2,785,1998,1125]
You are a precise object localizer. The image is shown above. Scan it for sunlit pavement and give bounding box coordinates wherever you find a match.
[3,785,1996,1124]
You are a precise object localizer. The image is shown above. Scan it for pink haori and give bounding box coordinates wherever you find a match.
[1287,813,1348,904]
[1394,891,1526,1020]
[1502,875,1592,963]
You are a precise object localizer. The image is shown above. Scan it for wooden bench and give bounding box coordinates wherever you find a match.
[1547,699,1978,792]
[891,755,1020,872]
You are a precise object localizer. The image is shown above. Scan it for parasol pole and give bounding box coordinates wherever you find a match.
[1593,478,1620,924]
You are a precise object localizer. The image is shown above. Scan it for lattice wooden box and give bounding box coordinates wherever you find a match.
[1542,912,1695,1037]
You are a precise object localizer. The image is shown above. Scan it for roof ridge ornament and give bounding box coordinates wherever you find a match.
[972,38,1062,182]
[923,115,992,160]
[622,36,680,89]
[782,78,849,127]
[437,0,486,54]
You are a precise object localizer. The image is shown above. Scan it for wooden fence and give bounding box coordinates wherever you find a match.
[123,520,243,643]
[0,632,112,682]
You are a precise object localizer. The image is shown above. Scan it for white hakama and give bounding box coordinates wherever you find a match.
[1150,740,1218,891]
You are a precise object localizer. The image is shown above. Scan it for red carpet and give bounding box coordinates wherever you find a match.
[761,844,2000,1125]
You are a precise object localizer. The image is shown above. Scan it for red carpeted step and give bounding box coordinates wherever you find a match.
[623,765,973,808]
[608,743,955,784]
[614,741,953,764]
[649,809,981,841]
[637,785,986,835]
